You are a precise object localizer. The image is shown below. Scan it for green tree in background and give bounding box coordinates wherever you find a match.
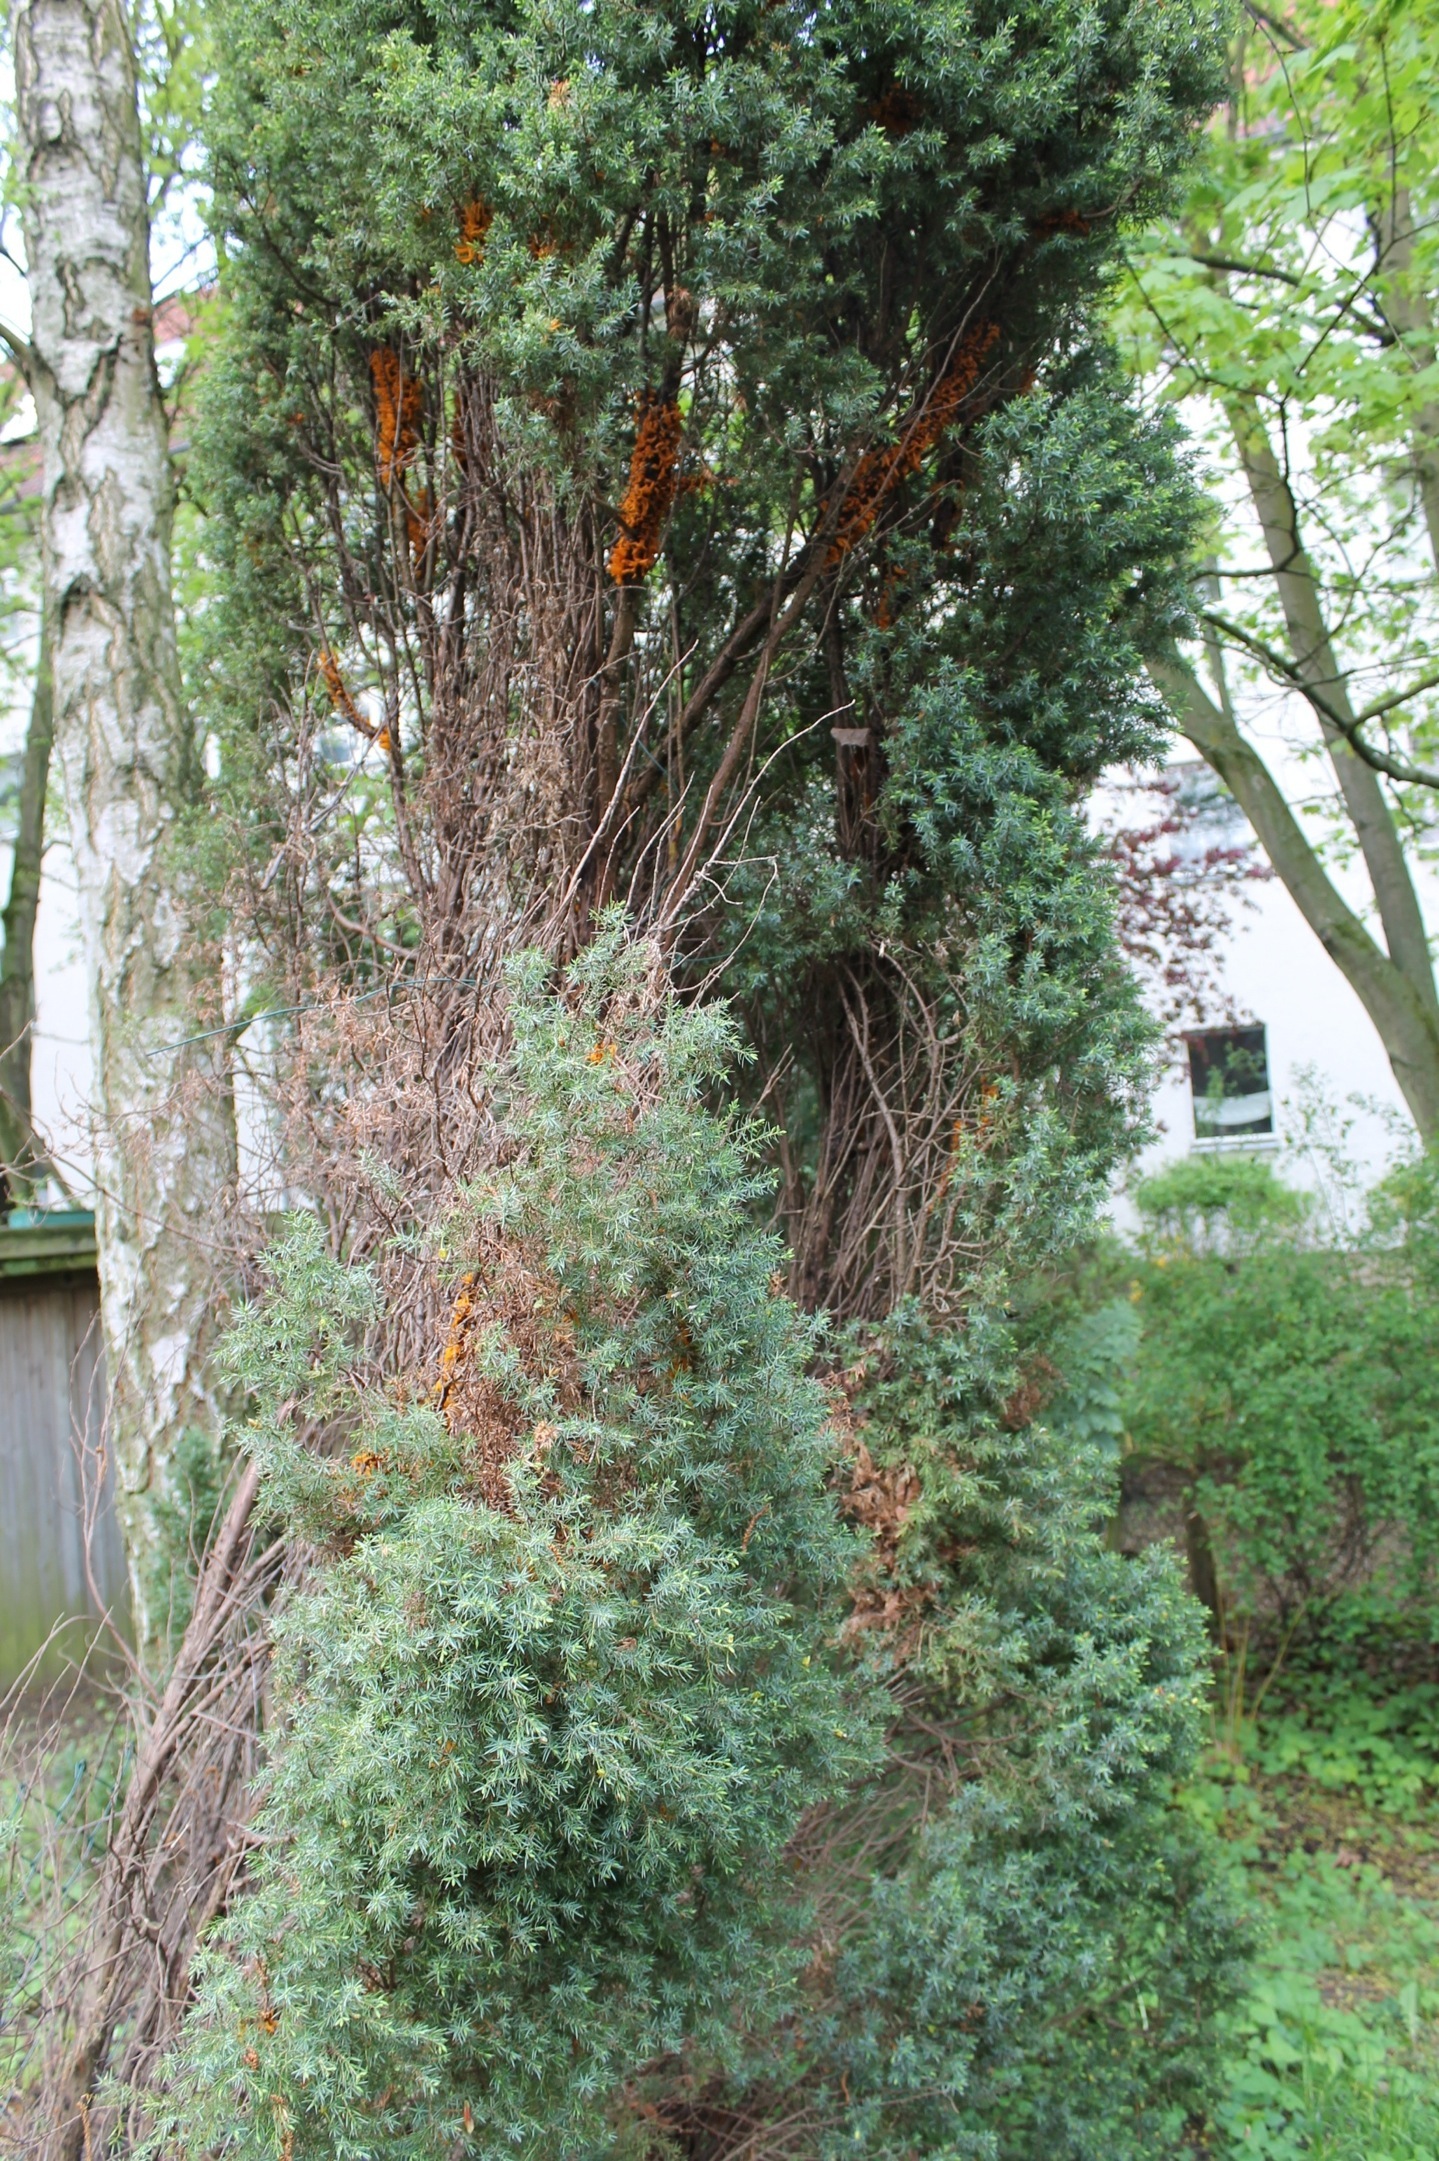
[1118,0,1439,1140]
[1117,1150,1439,1642]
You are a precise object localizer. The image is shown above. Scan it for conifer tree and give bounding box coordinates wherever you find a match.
[139,0,1247,2153]
[191,0,1225,1317]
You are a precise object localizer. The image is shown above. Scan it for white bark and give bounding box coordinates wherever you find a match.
[13,0,235,1647]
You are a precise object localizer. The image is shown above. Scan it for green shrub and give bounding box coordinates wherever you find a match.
[162,932,864,2157]
[156,936,1239,2159]
[790,1311,1242,2161]
[1116,1154,1439,1632]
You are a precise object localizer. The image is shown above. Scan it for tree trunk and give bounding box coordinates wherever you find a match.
[1155,646,1439,1143]
[0,606,55,1205]
[13,0,236,1649]
[1224,393,1439,1019]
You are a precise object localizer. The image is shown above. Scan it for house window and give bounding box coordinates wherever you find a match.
[1186,1024,1273,1145]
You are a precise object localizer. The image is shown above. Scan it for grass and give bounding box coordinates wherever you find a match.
[1186,1667,1439,2160]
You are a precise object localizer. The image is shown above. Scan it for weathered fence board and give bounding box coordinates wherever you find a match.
[0,1220,129,1686]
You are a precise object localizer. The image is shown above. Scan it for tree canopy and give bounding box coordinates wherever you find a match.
[1118,0,1439,1139]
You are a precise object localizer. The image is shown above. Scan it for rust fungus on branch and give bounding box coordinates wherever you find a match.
[608,393,684,584]
[370,347,423,490]
[406,489,435,565]
[827,319,1000,566]
[454,198,492,265]
[318,647,371,735]
[433,1270,478,1424]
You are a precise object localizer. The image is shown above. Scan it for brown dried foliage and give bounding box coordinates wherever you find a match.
[826,1370,932,1647]
[426,1237,582,1514]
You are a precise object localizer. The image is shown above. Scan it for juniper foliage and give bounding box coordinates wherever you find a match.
[155,0,1249,2148]
[163,932,862,2157]
[158,938,1240,2160]
[187,0,1226,1316]
[800,1312,1240,2159]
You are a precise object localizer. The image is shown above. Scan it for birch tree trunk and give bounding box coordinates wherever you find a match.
[12,0,235,1649]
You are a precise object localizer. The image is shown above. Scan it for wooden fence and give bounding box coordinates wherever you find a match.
[0,1215,128,1686]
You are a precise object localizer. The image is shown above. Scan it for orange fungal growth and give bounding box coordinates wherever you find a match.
[608,393,683,584]
[827,320,1000,566]
[454,198,492,265]
[434,1272,478,1426]
[370,347,423,490]
[318,648,370,734]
